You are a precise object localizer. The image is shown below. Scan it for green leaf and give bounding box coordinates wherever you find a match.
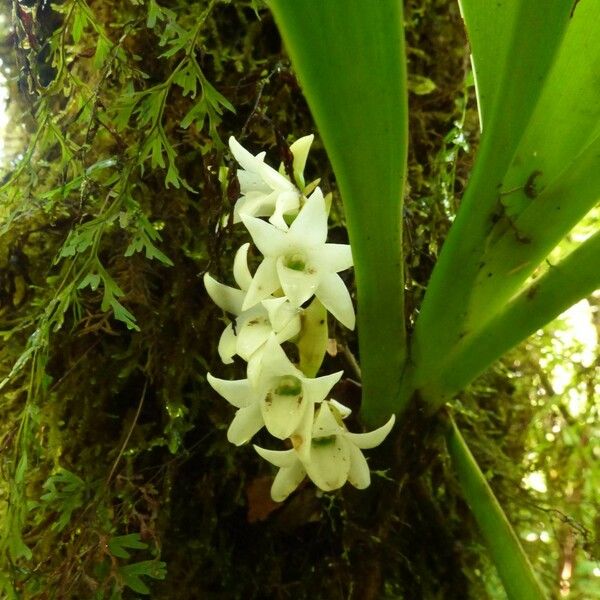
[150,134,165,169]
[158,26,192,58]
[118,560,166,595]
[15,454,28,486]
[110,299,140,332]
[78,273,101,291]
[135,90,166,129]
[114,91,139,131]
[7,530,32,561]
[108,533,148,560]
[465,134,600,332]
[58,223,98,258]
[269,0,408,422]
[71,7,88,44]
[200,72,235,114]
[94,36,112,70]
[446,417,546,600]
[95,264,140,331]
[423,230,600,402]
[125,230,174,266]
[86,157,118,176]
[180,72,234,136]
[501,1,600,205]
[457,0,515,128]
[40,469,86,532]
[147,0,166,28]
[173,60,199,97]
[409,1,575,405]
[457,3,600,331]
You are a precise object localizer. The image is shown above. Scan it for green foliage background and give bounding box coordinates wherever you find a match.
[0,0,597,598]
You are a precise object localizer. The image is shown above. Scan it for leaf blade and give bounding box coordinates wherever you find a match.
[269,0,408,421]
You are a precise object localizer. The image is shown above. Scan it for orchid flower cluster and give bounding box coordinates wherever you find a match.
[204,135,395,502]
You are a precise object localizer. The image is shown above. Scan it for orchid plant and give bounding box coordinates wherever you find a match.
[237,2,598,599]
[205,136,395,500]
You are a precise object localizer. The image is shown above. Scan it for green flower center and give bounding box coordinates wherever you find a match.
[312,435,337,448]
[273,375,303,397]
[284,253,307,272]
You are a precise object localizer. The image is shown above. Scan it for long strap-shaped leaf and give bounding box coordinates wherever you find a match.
[446,417,546,600]
[462,0,600,332]
[457,0,517,128]
[409,2,574,404]
[423,230,600,403]
[269,0,408,422]
[501,0,600,209]
[466,133,600,330]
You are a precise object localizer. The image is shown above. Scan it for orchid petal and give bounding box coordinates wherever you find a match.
[270,461,307,502]
[312,401,343,438]
[233,243,253,291]
[329,399,352,419]
[227,403,264,445]
[274,315,301,344]
[203,274,245,315]
[236,171,270,195]
[261,385,308,439]
[345,414,396,449]
[241,214,288,257]
[207,374,254,409]
[303,371,343,406]
[269,190,301,230]
[261,297,292,329]
[254,446,298,468]
[234,190,278,223]
[288,187,328,247]
[259,335,301,380]
[246,347,265,386]
[217,324,237,364]
[236,315,272,360]
[291,401,315,463]
[229,137,263,173]
[257,159,297,192]
[347,443,371,489]
[320,243,354,273]
[315,273,356,330]
[242,258,279,310]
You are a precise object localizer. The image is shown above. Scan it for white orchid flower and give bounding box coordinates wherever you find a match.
[240,187,355,330]
[204,243,301,380]
[229,135,315,230]
[254,401,395,502]
[207,336,342,452]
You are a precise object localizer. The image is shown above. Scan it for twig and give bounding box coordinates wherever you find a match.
[105,380,147,486]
